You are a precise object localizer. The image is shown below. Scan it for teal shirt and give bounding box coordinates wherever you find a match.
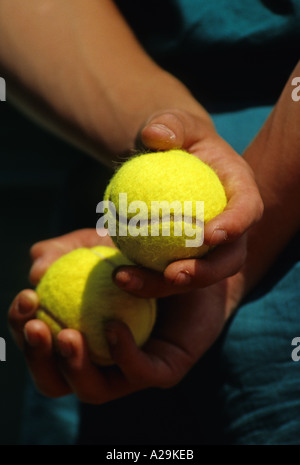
[19,1,300,445]
[116,0,300,108]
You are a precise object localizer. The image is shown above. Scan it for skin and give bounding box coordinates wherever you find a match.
[8,61,300,403]
[0,0,261,255]
[3,1,299,402]
[9,231,240,402]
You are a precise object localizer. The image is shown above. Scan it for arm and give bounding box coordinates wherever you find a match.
[0,0,261,254]
[0,0,209,162]
[237,60,300,297]
[8,64,300,401]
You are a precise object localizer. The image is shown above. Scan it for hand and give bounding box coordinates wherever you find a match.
[8,229,114,397]
[113,109,263,298]
[8,271,242,404]
[8,227,243,403]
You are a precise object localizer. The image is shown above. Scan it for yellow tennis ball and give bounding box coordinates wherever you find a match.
[103,149,227,272]
[36,246,157,366]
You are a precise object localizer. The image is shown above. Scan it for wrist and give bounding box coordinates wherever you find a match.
[88,70,215,159]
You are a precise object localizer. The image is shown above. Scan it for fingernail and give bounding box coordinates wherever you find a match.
[115,270,144,291]
[210,229,228,244]
[57,339,73,358]
[24,327,41,347]
[17,292,38,315]
[149,123,176,140]
[174,271,192,286]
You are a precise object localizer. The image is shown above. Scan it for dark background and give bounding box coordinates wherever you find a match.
[0,101,111,444]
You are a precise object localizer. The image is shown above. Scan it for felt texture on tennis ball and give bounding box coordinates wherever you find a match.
[36,246,157,366]
[103,149,227,272]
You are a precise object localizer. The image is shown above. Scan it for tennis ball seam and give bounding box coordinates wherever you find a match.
[90,247,156,319]
[36,248,123,333]
[37,247,156,342]
[37,305,67,330]
[37,248,125,334]
[103,149,227,271]
[90,248,118,267]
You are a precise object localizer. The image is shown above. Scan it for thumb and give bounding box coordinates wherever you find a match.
[138,110,213,151]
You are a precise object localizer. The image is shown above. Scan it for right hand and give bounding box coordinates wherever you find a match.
[113,109,264,297]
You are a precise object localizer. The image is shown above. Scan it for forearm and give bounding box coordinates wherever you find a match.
[0,0,210,164]
[238,60,300,296]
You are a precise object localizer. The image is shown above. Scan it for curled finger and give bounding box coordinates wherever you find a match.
[8,289,39,349]
[23,319,71,397]
[164,234,248,288]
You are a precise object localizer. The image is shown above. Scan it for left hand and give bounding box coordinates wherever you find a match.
[8,228,242,403]
[114,109,263,297]
[9,275,240,404]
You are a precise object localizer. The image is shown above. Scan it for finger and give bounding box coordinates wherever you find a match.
[54,329,123,404]
[105,320,193,389]
[29,228,113,285]
[8,290,69,396]
[204,181,263,246]
[56,328,148,404]
[8,289,39,349]
[23,319,71,397]
[164,235,248,288]
[194,141,264,244]
[105,320,157,386]
[113,266,187,298]
[140,112,184,150]
[30,229,103,261]
[138,110,213,152]
[113,234,247,296]
[56,324,184,404]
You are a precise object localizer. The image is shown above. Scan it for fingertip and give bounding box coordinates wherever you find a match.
[166,236,247,288]
[204,207,242,246]
[113,267,144,292]
[56,328,85,359]
[204,182,264,246]
[29,258,48,286]
[114,266,184,298]
[105,320,133,346]
[23,318,52,348]
[22,320,72,398]
[140,112,185,151]
[16,289,39,314]
[204,227,228,246]
[141,124,179,151]
[104,320,137,362]
[8,289,39,326]
[164,260,195,287]
[56,337,74,359]
[29,241,42,261]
